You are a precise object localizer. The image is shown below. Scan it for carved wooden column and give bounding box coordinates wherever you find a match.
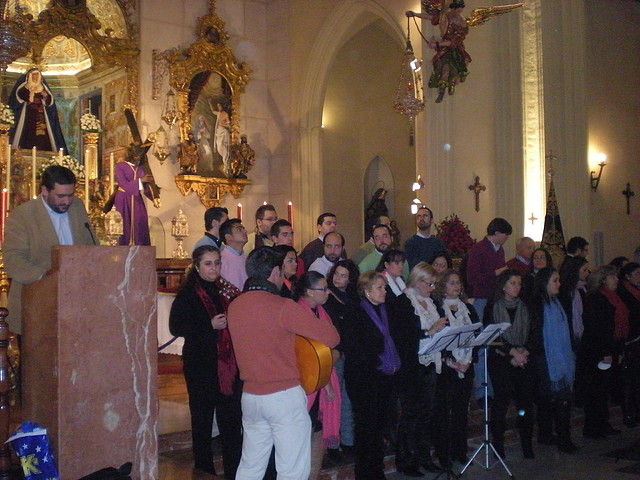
[0,307,10,480]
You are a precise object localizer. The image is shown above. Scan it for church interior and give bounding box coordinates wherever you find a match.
[0,0,639,478]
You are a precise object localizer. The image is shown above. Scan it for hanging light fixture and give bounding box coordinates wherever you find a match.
[393,16,425,146]
[0,0,31,72]
[160,89,178,129]
[150,125,170,164]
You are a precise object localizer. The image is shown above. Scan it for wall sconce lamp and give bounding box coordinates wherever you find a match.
[590,153,606,191]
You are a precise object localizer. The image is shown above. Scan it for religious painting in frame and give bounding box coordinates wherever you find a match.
[189,71,232,178]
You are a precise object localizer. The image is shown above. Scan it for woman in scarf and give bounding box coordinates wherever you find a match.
[386,262,448,476]
[341,270,403,480]
[169,245,242,478]
[559,256,590,347]
[617,262,640,427]
[578,265,628,439]
[376,249,407,298]
[324,259,360,456]
[431,270,479,466]
[486,269,535,459]
[293,271,341,479]
[529,267,578,453]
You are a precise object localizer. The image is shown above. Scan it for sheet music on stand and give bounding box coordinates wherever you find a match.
[465,322,511,347]
[418,323,482,356]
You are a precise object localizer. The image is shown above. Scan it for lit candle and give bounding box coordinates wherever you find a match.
[58,147,63,162]
[110,152,114,193]
[237,203,242,221]
[6,143,10,202]
[0,189,6,246]
[85,149,90,210]
[287,201,293,225]
[31,146,36,199]
[85,177,89,211]
[263,201,267,206]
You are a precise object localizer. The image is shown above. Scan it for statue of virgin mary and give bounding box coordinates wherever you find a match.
[8,67,68,153]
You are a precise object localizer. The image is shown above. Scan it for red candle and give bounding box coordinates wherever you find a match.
[237,203,242,221]
[287,201,293,225]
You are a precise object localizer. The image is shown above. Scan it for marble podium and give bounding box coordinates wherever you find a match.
[22,245,158,480]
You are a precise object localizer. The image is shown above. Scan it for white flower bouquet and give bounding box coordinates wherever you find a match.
[40,155,85,179]
[80,112,101,132]
[0,103,15,126]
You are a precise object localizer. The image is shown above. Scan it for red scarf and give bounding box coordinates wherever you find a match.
[622,280,640,303]
[600,286,630,341]
[194,277,241,395]
[298,298,342,449]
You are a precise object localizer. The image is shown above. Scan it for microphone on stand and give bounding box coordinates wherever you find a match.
[84,222,97,245]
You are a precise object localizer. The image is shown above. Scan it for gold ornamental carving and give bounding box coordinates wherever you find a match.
[3,0,139,107]
[175,175,251,209]
[153,0,254,207]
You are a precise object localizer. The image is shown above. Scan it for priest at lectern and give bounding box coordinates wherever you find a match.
[3,165,96,334]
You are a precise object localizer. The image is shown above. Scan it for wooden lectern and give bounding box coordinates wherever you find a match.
[22,245,158,480]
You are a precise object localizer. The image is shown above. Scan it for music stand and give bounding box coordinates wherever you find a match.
[459,323,514,479]
[418,323,482,480]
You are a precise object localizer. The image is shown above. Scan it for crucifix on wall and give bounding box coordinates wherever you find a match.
[468,176,486,212]
[622,183,635,215]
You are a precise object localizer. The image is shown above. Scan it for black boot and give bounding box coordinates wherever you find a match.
[555,400,579,454]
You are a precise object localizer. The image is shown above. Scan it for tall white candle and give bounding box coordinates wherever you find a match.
[58,147,63,162]
[110,152,114,192]
[85,149,90,210]
[31,146,36,198]
[5,144,10,201]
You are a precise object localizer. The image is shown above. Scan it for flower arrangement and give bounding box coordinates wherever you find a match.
[0,103,15,126]
[40,155,85,179]
[435,213,475,257]
[80,112,101,132]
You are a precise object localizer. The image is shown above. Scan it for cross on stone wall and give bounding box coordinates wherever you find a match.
[622,183,635,215]
[468,176,486,212]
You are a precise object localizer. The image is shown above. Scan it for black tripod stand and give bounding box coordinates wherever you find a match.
[460,324,514,479]
[420,323,481,480]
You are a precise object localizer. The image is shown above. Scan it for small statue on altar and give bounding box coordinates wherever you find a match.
[8,67,68,152]
[179,133,200,174]
[229,134,255,179]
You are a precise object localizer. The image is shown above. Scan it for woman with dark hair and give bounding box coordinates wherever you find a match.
[579,265,628,439]
[617,262,640,427]
[386,262,448,475]
[273,244,298,298]
[293,271,341,480]
[169,245,242,478]
[486,269,535,459]
[324,259,360,455]
[529,267,577,453]
[610,256,629,272]
[522,247,553,301]
[431,270,478,465]
[559,256,590,346]
[342,270,403,480]
[429,251,453,276]
[376,248,407,297]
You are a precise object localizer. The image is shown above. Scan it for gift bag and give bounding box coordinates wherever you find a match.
[6,421,59,480]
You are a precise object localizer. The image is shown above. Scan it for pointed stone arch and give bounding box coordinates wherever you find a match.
[293,1,405,240]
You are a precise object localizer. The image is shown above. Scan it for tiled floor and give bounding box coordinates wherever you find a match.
[158,367,640,479]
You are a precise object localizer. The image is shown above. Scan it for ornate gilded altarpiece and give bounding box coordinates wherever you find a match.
[1,0,139,162]
[153,0,254,208]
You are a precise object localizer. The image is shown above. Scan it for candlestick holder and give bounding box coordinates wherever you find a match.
[171,208,189,259]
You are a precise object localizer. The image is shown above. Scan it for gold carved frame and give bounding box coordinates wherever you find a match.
[152,0,253,208]
[8,0,139,107]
